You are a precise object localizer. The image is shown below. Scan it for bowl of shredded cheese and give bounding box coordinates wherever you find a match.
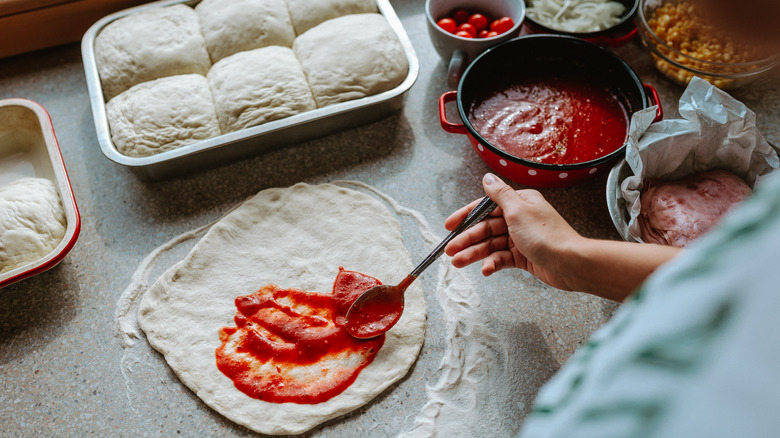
[638,0,778,88]
[524,0,638,45]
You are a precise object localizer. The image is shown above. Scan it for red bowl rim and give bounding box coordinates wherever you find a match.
[456,34,649,171]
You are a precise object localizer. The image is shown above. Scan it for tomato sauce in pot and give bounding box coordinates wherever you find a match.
[468,75,629,165]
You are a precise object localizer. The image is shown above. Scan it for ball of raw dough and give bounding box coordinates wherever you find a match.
[293,13,409,108]
[0,178,66,275]
[286,0,377,34]
[106,74,222,157]
[94,4,211,101]
[195,0,296,63]
[208,46,316,133]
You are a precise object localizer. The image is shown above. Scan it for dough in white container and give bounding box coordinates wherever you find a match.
[293,13,409,108]
[286,0,377,34]
[94,4,211,101]
[0,178,66,275]
[207,46,316,133]
[106,74,221,157]
[137,183,426,435]
[195,0,296,63]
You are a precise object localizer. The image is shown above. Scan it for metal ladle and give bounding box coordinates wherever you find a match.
[344,195,497,339]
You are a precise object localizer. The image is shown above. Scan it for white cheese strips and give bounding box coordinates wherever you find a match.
[208,46,317,133]
[0,178,66,275]
[106,74,221,158]
[527,0,626,33]
[294,13,408,108]
[94,4,211,101]
[195,0,296,63]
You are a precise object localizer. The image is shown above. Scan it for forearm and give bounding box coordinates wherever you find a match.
[565,237,681,302]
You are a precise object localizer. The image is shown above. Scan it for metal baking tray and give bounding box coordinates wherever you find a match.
[0,99,81,289]
[81,0,419,180]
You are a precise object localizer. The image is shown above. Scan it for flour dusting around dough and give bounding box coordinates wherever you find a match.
[114,218,221,416]
[115,181,512,436]
[336,181,513,438]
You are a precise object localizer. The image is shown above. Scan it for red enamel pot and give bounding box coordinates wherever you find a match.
[439,35,662,188]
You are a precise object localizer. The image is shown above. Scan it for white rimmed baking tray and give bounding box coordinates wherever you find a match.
[81,0,419,180]
[0,98,81,288]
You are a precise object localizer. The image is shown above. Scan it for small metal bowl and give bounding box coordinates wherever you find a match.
[605,159,636,242]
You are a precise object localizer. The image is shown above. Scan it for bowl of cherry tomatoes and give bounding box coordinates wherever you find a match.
[426,0,525,88]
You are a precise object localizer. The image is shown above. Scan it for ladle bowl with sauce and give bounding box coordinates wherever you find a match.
[439,35,662,188]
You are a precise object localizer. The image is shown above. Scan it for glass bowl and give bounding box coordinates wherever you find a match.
[638,0,778,89]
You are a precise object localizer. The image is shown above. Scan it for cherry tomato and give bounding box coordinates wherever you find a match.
[486,31,499,38]
[468,14,489,32]
[455,30,473,38]
[437,17,457,34]
[490,17,515,34]
[452,8,470,24]
[456,23,477,37]
[478,29,490,38]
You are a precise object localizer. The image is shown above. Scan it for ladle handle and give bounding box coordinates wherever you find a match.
[409,195,498,278]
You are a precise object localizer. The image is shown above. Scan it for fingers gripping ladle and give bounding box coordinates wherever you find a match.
[344,195,498,339]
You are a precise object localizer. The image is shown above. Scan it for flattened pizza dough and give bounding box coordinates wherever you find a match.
[207,46,316,133]
[286,0,377,34]
[195,0,296,62]
[293,13,409,108]
[106,74,221,157]
[137,183,426,435]
[94,4,211,101]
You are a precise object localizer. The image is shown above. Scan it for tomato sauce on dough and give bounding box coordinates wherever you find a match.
[215,268,385,404]
[468,76,629,164]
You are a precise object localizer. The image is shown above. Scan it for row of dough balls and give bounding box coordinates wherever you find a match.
[96,0,381,100]
[96,3,409,158]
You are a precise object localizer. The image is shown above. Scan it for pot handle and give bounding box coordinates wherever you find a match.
[447,50,466,90]
[439,90,468,134]
[644,84,663,122]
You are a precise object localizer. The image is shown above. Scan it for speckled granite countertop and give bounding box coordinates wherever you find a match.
[1,1,778,436]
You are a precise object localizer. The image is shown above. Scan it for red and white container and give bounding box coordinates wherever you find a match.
[0,99,81,288]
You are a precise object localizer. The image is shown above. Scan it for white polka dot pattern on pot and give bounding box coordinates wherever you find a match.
[589,168,597,174]
[559,172,568,179]
[477,144,484,152]
[528,169,537,176]
[499,159,507,167]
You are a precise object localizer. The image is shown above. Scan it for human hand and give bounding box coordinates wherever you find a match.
[444,173,585,291]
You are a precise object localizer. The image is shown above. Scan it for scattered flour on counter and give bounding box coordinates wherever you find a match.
[114,181,513,436]
[338,182,513,438]
[114,208,237,415]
